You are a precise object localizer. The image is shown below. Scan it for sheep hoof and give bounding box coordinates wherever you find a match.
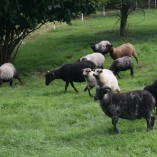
[114,129,119,134]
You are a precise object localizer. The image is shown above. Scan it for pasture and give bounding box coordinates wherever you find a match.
[1,9,157,156]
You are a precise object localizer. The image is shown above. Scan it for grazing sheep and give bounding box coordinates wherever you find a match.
[45,60,96,93]
[0,63,23,86]
[82,68,96,97]
[104,43,138,64]
[94,86,155,134]
[144,80,157,113]
[90,40,111,54]
[79,53,105,68]
[109,56,134,78]
[93,68,120,92]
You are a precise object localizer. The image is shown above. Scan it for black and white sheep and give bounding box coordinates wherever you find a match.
[104,43,138,64]
[91,40,111,54]
[93,68,120,92]
[94,86,155,134]
[109,56,134,78]
[0,63,23,86]
[45,60,96,93]
[144,80,157,113]
[79,53,105,68]
[82,68,96,97]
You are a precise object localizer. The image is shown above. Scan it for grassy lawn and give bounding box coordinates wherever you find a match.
[1,9,157,157]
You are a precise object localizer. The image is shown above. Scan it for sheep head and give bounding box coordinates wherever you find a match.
[82,68,92,77]
[94,86,111,100]
[45,71,55,86]
[104,44,113,54]
[93,69,103,78]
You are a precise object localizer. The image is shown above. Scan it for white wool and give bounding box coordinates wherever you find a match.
[82,68,96,89]
[0,63,16,80]
[94,69,120,92]
[80,53,105,68]
[95,41,111,52]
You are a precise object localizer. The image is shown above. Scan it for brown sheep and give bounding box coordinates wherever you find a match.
[104,43,138,64]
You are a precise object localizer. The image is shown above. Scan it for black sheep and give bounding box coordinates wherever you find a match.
[109,56,134,78]
[94,86,155,134]
[144,80,157,113]
[45,60,96,93]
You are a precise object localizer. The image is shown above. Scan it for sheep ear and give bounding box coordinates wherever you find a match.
[81,69,84,72]
[82,58,87,61]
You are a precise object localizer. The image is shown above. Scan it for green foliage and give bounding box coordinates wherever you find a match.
[0,0,102,64]
[1,9,157,157]
[105,0,146,36]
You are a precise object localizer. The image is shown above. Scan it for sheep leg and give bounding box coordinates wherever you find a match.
[112,117,119,134]
[130,67,134,77]
[133,54,138,64]
[146,115,153,131]
[9,79,13,86]
[84,86,88,91]
[88,89,93,97]
[70,82,78,92]
[150,115,155,128]
[65,81,69,93]
[116,73,121,79]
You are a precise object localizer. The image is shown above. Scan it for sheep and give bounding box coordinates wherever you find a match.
[144,80,157,113]
[45,60,96,93]
[0,63,23,86]
[94,86,156,134]
[82,68,96,97]
[90,40,111,54]
[109,56,134,78]
[93,68,120,92]
[79,53,105,68]
[104,43,138,64]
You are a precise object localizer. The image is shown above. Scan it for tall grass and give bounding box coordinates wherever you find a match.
[1,9,157,157]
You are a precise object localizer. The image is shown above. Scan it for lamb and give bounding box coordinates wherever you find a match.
[45,60,96,93]
[90,40,111,54]
[0,63,23,86]
[144,80,157,113]
[82,68,96,97]
[94,86,155,134]
[79,53,105,68]
[109,56,134,78]
[93,68,120,92]
[104,43,138,64]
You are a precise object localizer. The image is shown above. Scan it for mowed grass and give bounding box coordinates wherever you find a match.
[1,9,157,157]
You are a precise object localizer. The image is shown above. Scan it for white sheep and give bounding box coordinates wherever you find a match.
[82,68,96,97]
[79,53,105,68]
[90,40,111,54]
[0,63,22,86]
[93,68,120,92]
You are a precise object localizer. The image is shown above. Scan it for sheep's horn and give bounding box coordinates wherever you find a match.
[102,86,112,91]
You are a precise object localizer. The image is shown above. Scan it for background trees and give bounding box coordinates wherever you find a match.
[0,0,102,64]
[105,0,146,37]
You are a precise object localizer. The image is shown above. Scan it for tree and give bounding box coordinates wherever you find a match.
[105,0,146,37]
[0,0,102,64]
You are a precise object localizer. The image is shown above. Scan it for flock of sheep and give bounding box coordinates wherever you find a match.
[0,40,157,134]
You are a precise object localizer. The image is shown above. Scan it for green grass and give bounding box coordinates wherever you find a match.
[1,9,157,157]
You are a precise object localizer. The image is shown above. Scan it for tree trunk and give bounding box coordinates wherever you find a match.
[120,2,130,37]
